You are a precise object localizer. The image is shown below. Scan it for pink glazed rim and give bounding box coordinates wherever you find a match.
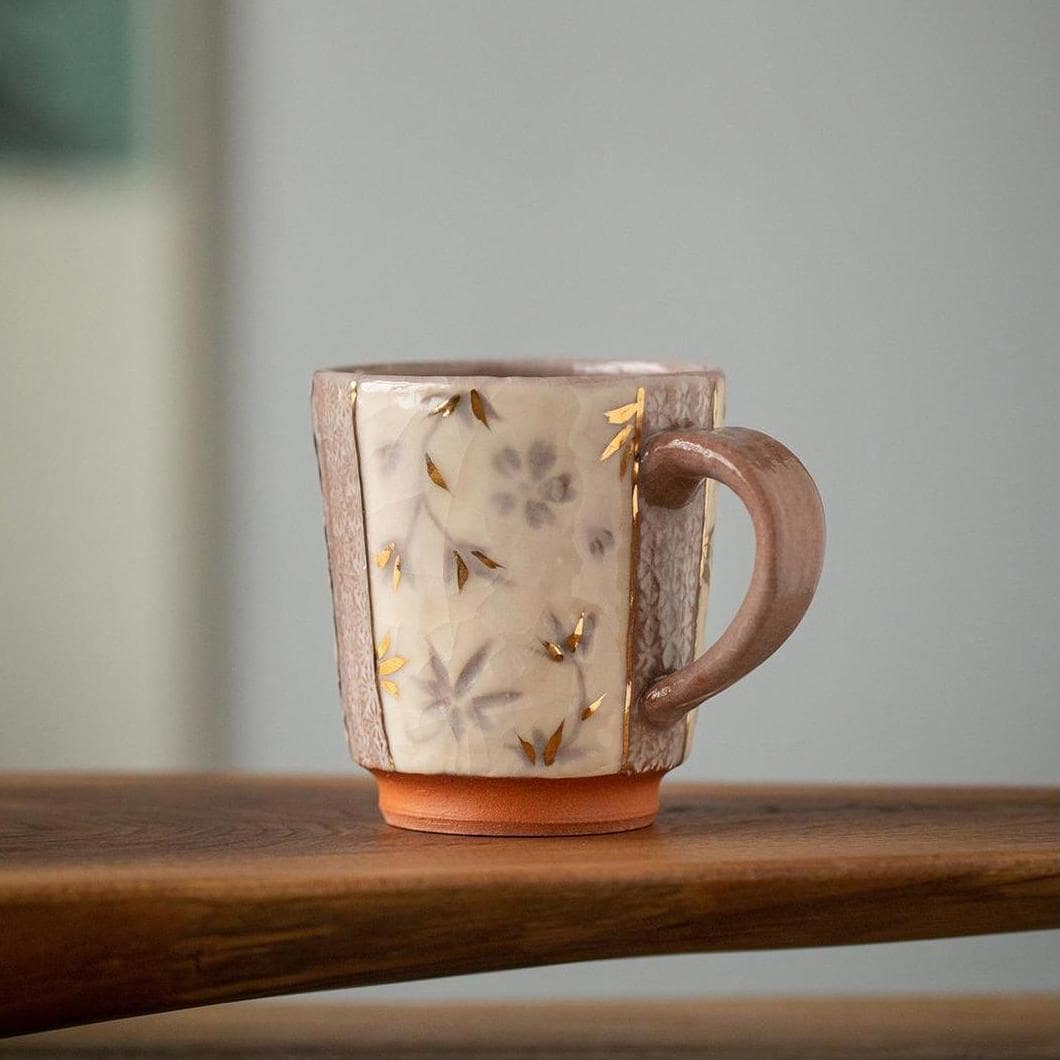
[323,359,719,381]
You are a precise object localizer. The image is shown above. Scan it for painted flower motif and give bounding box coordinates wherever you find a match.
[490,441,576,528]
[375,633,406,698]
[415,642,523,740]
[540,609,594,661]
[516,610,604,768]
[584,526,615,559]
[514,704,605,767]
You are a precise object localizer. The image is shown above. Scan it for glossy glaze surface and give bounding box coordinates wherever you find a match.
[357,375,637,777]
[312,360,823,793]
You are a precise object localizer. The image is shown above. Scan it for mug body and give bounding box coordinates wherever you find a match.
[312,361,724,834]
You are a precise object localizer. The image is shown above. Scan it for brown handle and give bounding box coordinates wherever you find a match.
[638,427,825,728]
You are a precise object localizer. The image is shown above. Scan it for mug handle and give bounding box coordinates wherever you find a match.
[638,427,825,728]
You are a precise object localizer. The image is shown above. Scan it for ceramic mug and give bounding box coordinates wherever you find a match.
[312,361,824,835]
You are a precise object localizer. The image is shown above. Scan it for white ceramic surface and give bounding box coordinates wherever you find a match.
[357,376,643,776]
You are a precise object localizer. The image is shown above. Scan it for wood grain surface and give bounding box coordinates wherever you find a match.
[0,774,1056,1035]
[4,996,1058,1058]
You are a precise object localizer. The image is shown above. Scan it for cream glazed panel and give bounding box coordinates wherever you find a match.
[355,377,642,778]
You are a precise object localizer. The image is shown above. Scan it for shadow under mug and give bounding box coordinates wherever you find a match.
[312,361,824,835]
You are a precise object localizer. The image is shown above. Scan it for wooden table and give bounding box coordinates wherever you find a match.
[1,775,1057,1038]
[5,996,1058,1058]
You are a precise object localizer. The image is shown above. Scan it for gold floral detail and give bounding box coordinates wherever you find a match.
[454,551,469,592]
[376,635,406,698]
[517,720,568,767]
[469,388,490,428]
[425,389,492,428]
[605,399,642,425]
[393,491,503,599]
[449,548,504,593]
[599,423,633,462]
[566,613,585,653]
[580,694,605,721]
[543,721,565,766]
[425,452,450,491]
[429,394,461,417]
[375,542,402,590]
[540,614,585,659]
[600,388,645,479]
[517,611,603,768]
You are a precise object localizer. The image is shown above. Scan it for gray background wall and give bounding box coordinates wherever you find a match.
[223,0,1059,997]
[1,1,226,772]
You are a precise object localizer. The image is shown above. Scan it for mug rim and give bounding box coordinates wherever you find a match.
[317,359,721,381]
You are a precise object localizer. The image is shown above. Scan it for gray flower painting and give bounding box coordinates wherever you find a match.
[413,642,523,741]
[490,440,577,528]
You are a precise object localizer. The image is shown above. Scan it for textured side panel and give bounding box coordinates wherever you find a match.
[311,372,392,770]
[683,376,725,755]
[626,375,716,774]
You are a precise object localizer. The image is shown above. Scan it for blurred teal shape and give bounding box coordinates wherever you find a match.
[0,0,134,160]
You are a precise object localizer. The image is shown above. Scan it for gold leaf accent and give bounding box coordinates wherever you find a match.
[471,549,503,569]
[375,542,394,568]
[425,453,449,491]
[542,640,564,661]
[376,634,390,659]
[379,679,399,697]
[543,721,564,766]
[378,655,406,676]
[566,613,585,652]
[581,694,605,720]
[621,386,645,770]
[392,553,402,590]
[600,423,633,461]
[605,400,641,424]
[429,394,461,417]
[518,735,537,765]
[712,375,726,428]
[454,551,469,592]
[469,388,490,428]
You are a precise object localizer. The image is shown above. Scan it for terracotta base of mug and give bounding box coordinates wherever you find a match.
[372,770,663,836]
